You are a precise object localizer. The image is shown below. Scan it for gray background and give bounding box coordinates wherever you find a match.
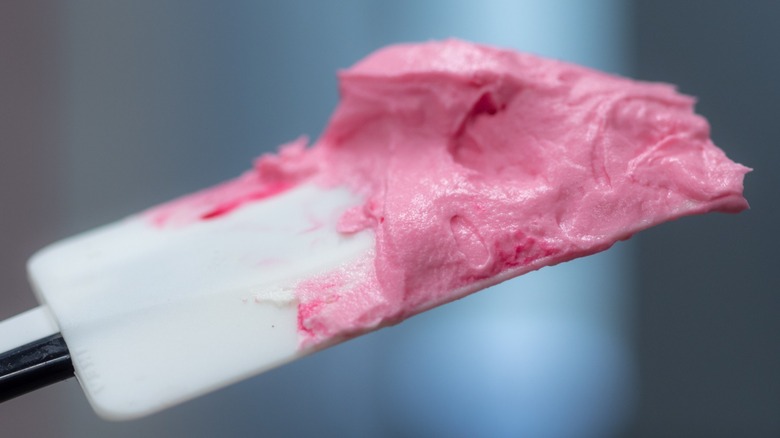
[628,1,779,436]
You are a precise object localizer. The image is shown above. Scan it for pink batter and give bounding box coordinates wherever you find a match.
[149,40,749,348]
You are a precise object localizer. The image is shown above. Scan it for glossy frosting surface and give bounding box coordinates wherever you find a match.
[149,40,749,348]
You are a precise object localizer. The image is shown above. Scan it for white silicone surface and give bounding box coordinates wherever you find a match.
[27,184,372,420]
[0,306,59,353]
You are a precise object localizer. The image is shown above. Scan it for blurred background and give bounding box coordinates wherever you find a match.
[0,1,776,437]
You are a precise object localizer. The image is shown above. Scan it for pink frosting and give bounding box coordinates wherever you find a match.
[148,40,749,349]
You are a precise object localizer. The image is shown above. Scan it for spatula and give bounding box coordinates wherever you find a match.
[0,39,749,422]
[1,183,372,420]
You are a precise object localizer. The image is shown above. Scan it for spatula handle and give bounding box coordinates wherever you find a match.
[0,333,73,402]
[0,307,72,402]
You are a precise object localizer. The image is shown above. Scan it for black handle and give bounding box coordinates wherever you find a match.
[0,333,74,402]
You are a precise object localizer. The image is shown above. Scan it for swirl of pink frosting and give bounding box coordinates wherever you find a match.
[149,40,750,348]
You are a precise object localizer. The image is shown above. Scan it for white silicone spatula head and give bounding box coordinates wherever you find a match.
[27,183,372,420]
